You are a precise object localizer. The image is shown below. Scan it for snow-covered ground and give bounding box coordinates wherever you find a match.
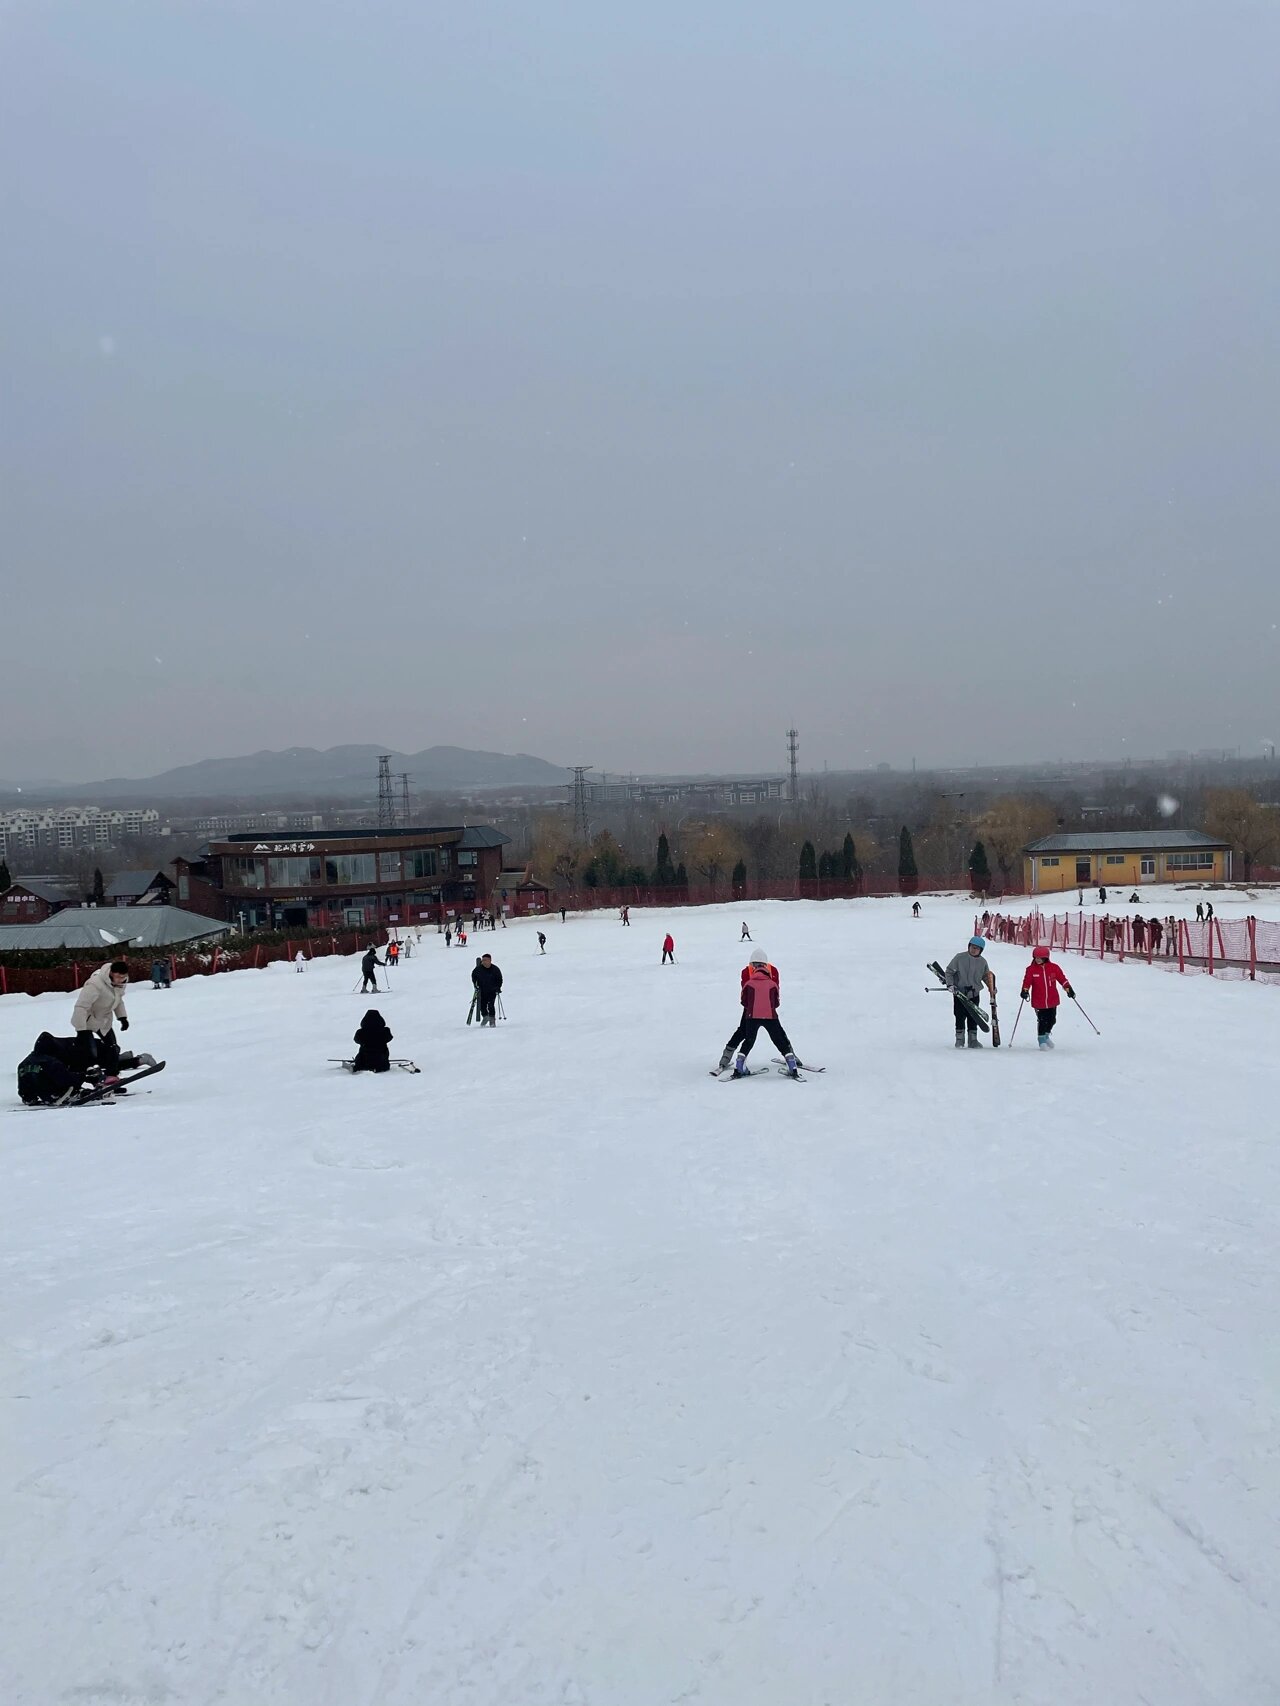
[3,897,1278,1705]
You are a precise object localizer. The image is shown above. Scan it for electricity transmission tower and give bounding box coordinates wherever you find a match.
[398,773,411,825]
[571,766,593,843]
[377,755,398,830]
[787,728,800,804]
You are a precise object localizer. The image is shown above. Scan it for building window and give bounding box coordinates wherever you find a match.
[324,854,377,885]
[1167,853,1215,871]
[1040,856,1060,867]
[1140,858,1155,876]
[225,856,267,889]
[268,856,323,887]
[456,850,478,868]
[1105,854,1126,866]
[378,851,401,880]
[405,849,439,879]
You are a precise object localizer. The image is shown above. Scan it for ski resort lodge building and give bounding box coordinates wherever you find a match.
[173,824,511,930]
[1023,831,1232,895]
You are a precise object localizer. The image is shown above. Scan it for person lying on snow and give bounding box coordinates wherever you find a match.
[18,1031,157,1104]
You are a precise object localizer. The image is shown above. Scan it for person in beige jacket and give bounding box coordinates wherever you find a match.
[71,959,130,1071]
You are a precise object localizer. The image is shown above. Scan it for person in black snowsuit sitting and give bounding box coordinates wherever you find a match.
[351,1010,392,1072]
[18,1031,156,1104]
[472,954,503,1026]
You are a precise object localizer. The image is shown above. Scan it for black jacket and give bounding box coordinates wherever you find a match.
[473,963,503,998]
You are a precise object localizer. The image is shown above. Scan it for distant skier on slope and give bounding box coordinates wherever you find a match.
[537,931,547,954]
[944,936,995,1049]
[740,922,752,941]
[717,947,800,1078]
[360,945,385,993]
[1020,945,1074,1050]
[662,933,675,964]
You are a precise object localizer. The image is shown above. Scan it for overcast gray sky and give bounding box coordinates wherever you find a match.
[2,0,1277,783]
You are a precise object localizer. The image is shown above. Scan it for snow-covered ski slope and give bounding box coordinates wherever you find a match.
[4,896,1278,1705]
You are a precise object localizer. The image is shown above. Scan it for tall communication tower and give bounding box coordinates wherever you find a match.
[377,755,398,830]
[787,728,799,803]
[571,766,594,842]
[398,772,411,825]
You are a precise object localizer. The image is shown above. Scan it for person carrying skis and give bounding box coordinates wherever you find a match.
[1020,945,1074,1049]
[944,936,994,1049]
[352,1009,393,1072]
[473,953,503,1026]
[360,945,385,993]
[70,959,130,1076]
[662,933,675,964]
[722,947,799,1078]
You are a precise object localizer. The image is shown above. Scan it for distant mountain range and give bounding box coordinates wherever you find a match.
[4,745,571,802]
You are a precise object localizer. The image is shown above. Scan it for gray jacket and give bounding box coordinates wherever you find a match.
[945,950,990,996]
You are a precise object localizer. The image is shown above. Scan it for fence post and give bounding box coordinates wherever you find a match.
[1248,915,1257,981]
[212,947,221,974]
[1177,920,1185,973]
[0,965,5,994]
[1206,919,1214,976]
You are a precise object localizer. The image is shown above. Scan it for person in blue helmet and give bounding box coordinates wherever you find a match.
[944,935,996,1048]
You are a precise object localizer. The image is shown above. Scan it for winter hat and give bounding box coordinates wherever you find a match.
[1032,945,1050,959]
[967,936,985,951]
[749,947,768,965]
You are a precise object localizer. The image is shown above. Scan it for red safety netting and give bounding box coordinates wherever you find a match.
[977,910,1280,985]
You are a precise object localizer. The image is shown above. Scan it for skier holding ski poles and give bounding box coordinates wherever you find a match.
[1019,945,1074,1049]
[360,945,386,993]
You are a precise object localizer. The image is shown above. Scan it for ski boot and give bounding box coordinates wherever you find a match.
[1044,1035,1054,1049]
[1038,1034,1049,1049]
[967,1031,982,1048]
[716,1045,734,1073]
[732,1053,750,1078]
[955,1028,965,1049]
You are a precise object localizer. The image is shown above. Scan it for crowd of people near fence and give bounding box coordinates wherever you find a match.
[977,905,1279,982]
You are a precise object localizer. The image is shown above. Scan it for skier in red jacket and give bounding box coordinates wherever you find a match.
[662,933,675,964]
[713,948,800,1077]
[1020,945,1074,1049]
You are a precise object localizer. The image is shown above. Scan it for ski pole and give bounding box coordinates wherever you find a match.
[1008,998,1024,1047]
[496,993,506,1021]
[1069,993,1101,1035]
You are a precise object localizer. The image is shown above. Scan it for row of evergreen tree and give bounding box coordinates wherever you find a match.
[575,828,994,889]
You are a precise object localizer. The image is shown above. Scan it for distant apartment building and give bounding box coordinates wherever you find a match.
[0,805,161,857]
[190,812,325,834]
[585,777,788,808]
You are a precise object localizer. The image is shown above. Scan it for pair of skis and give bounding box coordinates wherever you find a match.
[712,1057,825,1081]
[43,1059,168,1107]
[332,1057,423,1071]
[926,962,1000,1046]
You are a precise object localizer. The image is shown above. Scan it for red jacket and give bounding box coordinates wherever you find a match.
[1022,958,1070,1008]
[663,935,674,952]
[741,963,780,1018]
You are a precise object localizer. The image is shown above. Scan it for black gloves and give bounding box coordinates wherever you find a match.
[1020,990,1029,1001]
[1065,987,1075,999]
[119,1015,130,1031]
